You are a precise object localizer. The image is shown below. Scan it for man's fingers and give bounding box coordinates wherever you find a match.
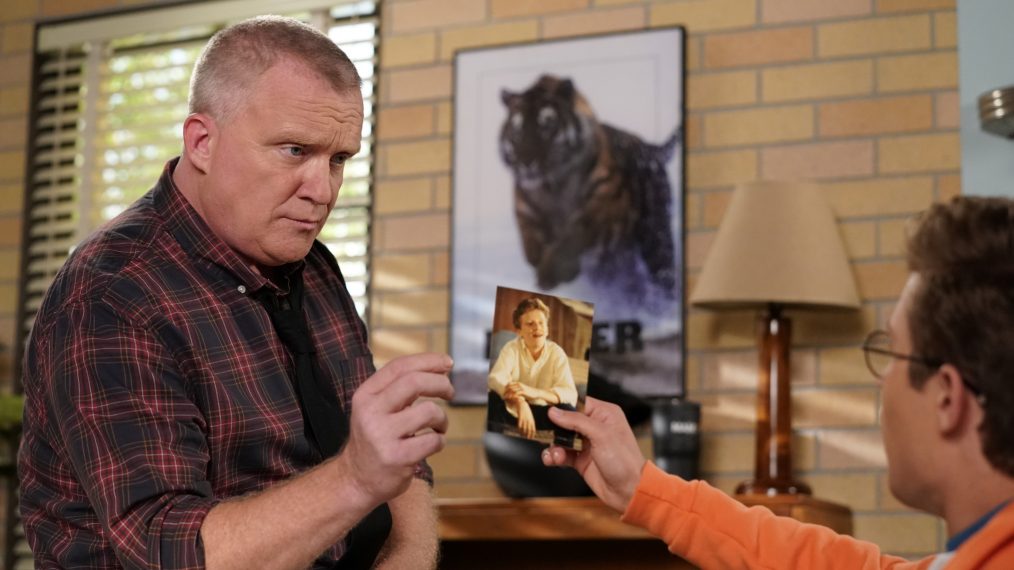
[398,431,445,464]
[397,400,449,437]
[541,445,574,467]
[363,353,453,394]
[380,371,454,411]
[547,405,597,436]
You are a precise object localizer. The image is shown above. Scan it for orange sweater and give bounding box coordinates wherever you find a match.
[621,462,1014,569]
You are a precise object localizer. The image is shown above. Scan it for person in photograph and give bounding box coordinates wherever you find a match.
[542,196,1014,568]
[488,297,578,443]
[18,16,452,570]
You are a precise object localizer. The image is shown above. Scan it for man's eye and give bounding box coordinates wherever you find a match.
[330,155,348,167]
[285,146,304,157]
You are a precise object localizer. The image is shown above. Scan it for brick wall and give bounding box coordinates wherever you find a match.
[0,0,959,559]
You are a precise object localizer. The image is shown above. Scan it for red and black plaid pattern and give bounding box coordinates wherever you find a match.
[18,159,429,569]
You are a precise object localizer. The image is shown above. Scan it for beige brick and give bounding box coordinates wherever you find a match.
[0,151,25,180]
[703,26,813,69]
[878,218,909,256]
[0,183,24,214]
[879,474,916,511]
[383,139,451,176]
[434,175,450,209]
[375,289,448,326]
[704,105,813,147]
[389,0,486,33]
[818,15,930,58]
[796,432,818,472]
[445,405,486,441]
[934,12,956,48]
[687,71,757,110]
[687,149,758,189]
[807,473,878,510]
[433,251,449,286]
[377,104,435,141]
[0,86,29,117]
[761,141,874,180]
[686,309,756,350]
[937,173,960,201]
[702,189,732,228]
[0,0,36,23]
[2,22,32,54]
[820,346,877,386]
[934,90,958,129]
[369,327,429,365]
[0,283,15,313]
[819,95,932,137]
[763,60,873,102]
[878,133,959,174]
[372,253,431,290]
[0,249,19,280]
[434,479,505,499]
[700,432,754,473]
[763,0,871,24]
[0,215,20,246]
[41,0,116,17]
[698,393,755,432]
[491,0,589,18]
[876,0,954,13]
[439,21,539,61]
[877,52,957,92]
[685,112,703,150]
[385,65,452,104]
[795,388,877,428]
[429,443,479,478]
[701,349,758,391]
[792,305,876,346]
[686,230,714,270]
[686,36,702,72]
[0,54,30,87]
[0,116,26,148]
[651,0,757,32]
[826,176,934,217]
[381,33,437,68]
[379,213,450,251]
[819,428,886,469]
[685,353,702,394]
[429,325,448,353]
[840,221,877,259]
[543,7,645,39]
[854,513,941,554]
[685,191,702,230]
[436,102,452,136]
[855,260,908,300]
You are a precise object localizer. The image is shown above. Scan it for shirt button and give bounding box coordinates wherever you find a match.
[237,285,247,294]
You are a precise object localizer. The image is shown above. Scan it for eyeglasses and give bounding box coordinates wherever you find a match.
[861,330,986,406]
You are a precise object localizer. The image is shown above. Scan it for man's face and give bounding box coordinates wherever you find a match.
[194,60,364,269]
[881,273,938,509]
[517,309,548,354]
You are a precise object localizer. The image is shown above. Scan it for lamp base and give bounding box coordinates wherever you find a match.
[735,478,812,497]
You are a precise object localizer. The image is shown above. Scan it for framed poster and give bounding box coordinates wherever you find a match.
[450,27,687,404]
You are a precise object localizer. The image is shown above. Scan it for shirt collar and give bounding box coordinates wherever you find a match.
[945,499,1012,552]
[153,158,304,295]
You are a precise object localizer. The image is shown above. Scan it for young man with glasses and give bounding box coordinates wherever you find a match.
[543,196,1014,568]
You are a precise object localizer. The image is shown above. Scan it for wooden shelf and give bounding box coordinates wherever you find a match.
[438,497,650,541]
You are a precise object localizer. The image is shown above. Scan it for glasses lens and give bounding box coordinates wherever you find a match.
[864,331,893,378]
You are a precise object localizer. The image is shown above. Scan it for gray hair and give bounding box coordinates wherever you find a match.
[189,15,361,120]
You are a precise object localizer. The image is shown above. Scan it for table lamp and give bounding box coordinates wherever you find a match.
[690,181,860,496]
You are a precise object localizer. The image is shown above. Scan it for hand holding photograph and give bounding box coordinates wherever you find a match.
[485,286,593,450]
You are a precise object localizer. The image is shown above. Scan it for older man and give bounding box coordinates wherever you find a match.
[19,16,452,569]
[544,196,1014,568]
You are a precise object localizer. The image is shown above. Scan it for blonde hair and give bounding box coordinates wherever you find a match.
[189,16,360,120]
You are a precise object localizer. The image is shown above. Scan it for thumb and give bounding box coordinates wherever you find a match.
[547,406,594,436]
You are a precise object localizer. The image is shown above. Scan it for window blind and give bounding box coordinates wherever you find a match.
[21,1,378,344]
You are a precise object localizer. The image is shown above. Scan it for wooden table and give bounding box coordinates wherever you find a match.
[437,494,851,569]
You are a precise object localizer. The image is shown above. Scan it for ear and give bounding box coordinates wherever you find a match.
[501,89,517,107]
[181,113,217,174]
[934,364,975,437]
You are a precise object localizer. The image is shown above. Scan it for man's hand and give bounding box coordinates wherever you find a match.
[516,399,536,438]
[541,397,646,513]
[334,353,454,509]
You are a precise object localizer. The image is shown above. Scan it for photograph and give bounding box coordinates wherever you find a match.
[485,286,593,450]
[450,27,687,404]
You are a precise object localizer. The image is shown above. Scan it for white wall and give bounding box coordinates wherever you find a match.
[958,0,1014,198]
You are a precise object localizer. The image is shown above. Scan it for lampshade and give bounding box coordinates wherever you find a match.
[690,181,860,311]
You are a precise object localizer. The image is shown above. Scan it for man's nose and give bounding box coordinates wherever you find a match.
[302,160,337,205]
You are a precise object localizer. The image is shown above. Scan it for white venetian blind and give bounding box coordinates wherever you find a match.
[21,1,378,341]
